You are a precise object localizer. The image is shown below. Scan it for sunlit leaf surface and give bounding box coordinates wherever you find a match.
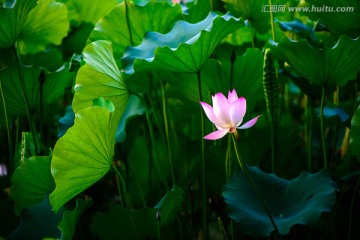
[50,103,118,212]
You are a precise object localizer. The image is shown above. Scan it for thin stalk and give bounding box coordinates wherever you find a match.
[229,49,236,90]
[320,86,327,170]
[270,122,277,173]
[269,0,276,41]
[133,92,169,190]
[248,21,256,48]
[197,70,207,239]
[231,134,280,239]
[0,77,13,174]
[160,80,175,184]
[331,86,339,175]
[13,47,38,154]
[112,165,129,208]
[124,0,134,46]
[225,134,232,179]
[304,96,314,172]
[348,176,360,240]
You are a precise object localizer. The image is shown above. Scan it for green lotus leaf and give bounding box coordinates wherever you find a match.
[270,36,360,86]
[154,185,184,226]
[58,198,93,240]
[59,0,118,25]
[223,166,336,237]
[91,205,157,239]
[301,0,360,38]
[17,0,69,54]
[223,0,282,34]
[89,1,182,66]
[0,0,37,48]
[72,40,128,123]
[11,156,55,215]
[49,103,118,212]
[122,12,244,74]
[350,105,360,158]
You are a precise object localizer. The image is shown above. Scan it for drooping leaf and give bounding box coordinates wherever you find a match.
[350,105,360,158]
[58,198,93,240]
[270,36,360,86]
[91,205,157,239]
[20,47,65,72]
[89,1,182,66]
[0,0,37,48]
[11,156,54,215]
[317,106,350,122]
[59,0,118,25]
[72,40,128,123]
[50,103,118,212]
[17,0,70,54]
[154,185,184,226]
[7,195,62,240]
[301,0,360,38]
[57,105,75,138]
[122,12,244,74]
[223,166,336,237]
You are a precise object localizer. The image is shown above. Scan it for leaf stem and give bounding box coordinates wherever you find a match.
[231,134,280,239]
[348,176,360,240]
[197,70,207,239]
[13,47,39,154]
[320,86,327,170]
[331,86,339,175]
[133,92,169,190]
[160,80,175,184]
[124,0,134,46]
[0,76,13,173]
[304,95,313,172]
[269,0,276,41]
[112,165,129,208]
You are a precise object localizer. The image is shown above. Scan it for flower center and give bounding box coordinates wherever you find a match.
[229,127,236,133]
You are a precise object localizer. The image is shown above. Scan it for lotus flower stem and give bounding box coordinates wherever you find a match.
[197,70,208,239]
[320,86,327,170]
[0,77,13,174]
[160,80,176,184]
[231,134,280,239]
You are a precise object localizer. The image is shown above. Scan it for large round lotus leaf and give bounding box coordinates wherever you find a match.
[72,40,128,124]
[89,1,182,66]
[122,12,244,74]
[350,105,360,158]
[270,36,360,87]
[49,103,118,212]
[223,166,336,237]
[11,156,55,215]
[0,0,37,48]
[301,0,360,38]
[17,0,69,54]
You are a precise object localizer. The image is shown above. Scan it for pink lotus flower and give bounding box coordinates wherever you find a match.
[200,90,260,140]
